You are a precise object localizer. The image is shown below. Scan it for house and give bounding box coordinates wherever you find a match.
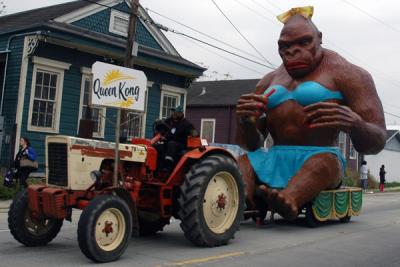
[364,126,400,182]
[186,79,360,171]
[0,0,204,169]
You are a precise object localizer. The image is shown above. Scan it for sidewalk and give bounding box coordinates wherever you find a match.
[0,200,11,213]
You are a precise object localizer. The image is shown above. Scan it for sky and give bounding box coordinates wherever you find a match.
[2,0,400,124]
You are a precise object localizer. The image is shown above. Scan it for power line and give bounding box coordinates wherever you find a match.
[249,0,279,18]
[263,0,283,12]
[340,0,400,34]
[232,0,277,25]
[145,8,266,62]
[81,0,123,11]
[384,111,400,119]
[210,0,277,68]
[154,22,276,70]
[180,34,264,75]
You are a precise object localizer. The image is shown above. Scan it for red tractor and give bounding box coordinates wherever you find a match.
[8,135,245,262]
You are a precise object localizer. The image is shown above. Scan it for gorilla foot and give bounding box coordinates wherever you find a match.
[259,185,299,221]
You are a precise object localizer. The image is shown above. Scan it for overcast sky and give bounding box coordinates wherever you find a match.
[2,0,400,124]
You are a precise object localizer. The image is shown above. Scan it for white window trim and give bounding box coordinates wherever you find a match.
[159,89,181,119]
[338,132,347,157]
[349,140,358,160]
[27,57,70,133]
[109,9,130,37]
[127,88,148,139]
[77,69,106,138]
[200,118,216,143]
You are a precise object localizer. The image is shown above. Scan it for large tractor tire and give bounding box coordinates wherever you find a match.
[178,154,245,247]
[78,195,132,263]
[8,189,63,246]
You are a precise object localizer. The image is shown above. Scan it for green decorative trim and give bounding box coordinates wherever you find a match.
[312,191,333,221]
[312,187,363,221]
[334,191,349,218]
[350,190,363,215]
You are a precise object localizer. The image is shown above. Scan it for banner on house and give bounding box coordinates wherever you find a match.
[91,61,147,111]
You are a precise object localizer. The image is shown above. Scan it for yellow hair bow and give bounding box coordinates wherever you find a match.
[277,6,314,24]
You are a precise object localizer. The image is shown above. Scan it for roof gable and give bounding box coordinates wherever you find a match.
[0,0,91,34]
[69,2,162,50]
[187,79,259,106]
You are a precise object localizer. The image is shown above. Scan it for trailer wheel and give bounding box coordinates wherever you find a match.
[78,195,132,263]
[305,205,320,228]
[138,216,170,236]
[339,215,351,223]
[178,154,245,247]
[8,189,63,246]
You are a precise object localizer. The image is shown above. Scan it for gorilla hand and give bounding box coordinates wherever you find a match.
[304,102,363,133]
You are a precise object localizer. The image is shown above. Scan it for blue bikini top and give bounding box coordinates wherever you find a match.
[263,81,344,109]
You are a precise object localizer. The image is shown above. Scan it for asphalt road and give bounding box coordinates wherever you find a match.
[0,192,399,267]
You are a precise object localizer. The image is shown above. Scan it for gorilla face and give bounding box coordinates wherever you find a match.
[278,15,323,79]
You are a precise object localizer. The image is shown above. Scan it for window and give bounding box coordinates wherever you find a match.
[31,71,58,128]
[201,119,215,143]
[159,84,185,119]
[79,72,106,138]
[349,139,357,159]
[109,10,129,37]
[161,92,180,119]
[28,57,70,133]
[127,112,144,138]
[338,132,346,157]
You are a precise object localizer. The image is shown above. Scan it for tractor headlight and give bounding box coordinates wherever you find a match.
[90,170,102,182]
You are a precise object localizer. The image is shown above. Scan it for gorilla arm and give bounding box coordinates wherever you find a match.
[235,73,274,151]
[304,64,386,154]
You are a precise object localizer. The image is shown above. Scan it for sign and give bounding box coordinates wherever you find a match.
[91,62,147,111]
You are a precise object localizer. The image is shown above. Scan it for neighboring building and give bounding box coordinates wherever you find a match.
[186,79,359,170]
[364,126,400,182]
[0,0,204,169]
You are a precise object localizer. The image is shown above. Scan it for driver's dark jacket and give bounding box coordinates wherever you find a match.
[164,117,195,146]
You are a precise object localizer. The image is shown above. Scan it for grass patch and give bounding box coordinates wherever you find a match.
[385,181,400,188]
[0,176,45,200]
[342,168,378,189]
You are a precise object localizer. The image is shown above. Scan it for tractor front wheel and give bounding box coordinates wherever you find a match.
[8,189,63,246]
[78,195,132,263]
[178,154,245,247]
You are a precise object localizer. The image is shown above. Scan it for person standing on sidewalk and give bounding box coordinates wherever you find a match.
[379,165,386,192]
[15,137,37,188]
[359,161,368,191]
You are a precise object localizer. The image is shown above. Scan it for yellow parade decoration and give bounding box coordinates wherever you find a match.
[277,6,314,24]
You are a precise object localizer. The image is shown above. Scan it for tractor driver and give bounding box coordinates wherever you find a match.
[153,105,197,173]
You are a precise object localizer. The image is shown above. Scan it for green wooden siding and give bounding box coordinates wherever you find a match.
[0,35,24,165]
[72,2,162,51]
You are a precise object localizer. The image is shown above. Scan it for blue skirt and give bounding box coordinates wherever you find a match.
[247,146,346,189]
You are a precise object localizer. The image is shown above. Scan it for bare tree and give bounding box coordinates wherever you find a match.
[0,1,6,15]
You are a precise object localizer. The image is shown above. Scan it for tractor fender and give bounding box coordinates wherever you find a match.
[108,188,139,237]
[165,146,237,186]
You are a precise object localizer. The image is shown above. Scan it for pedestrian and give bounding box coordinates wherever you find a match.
[359,160,368,191]
[379,165,386,192]
[14,137,38,188]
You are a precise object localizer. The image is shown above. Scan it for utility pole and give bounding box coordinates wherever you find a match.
[113,0,140,186]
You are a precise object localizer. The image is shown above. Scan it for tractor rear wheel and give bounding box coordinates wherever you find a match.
[8,189,63,246]
[178,154,245,247]
[78,195,132,263]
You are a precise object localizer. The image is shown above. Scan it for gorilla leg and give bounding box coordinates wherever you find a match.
[262,153,341,220]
